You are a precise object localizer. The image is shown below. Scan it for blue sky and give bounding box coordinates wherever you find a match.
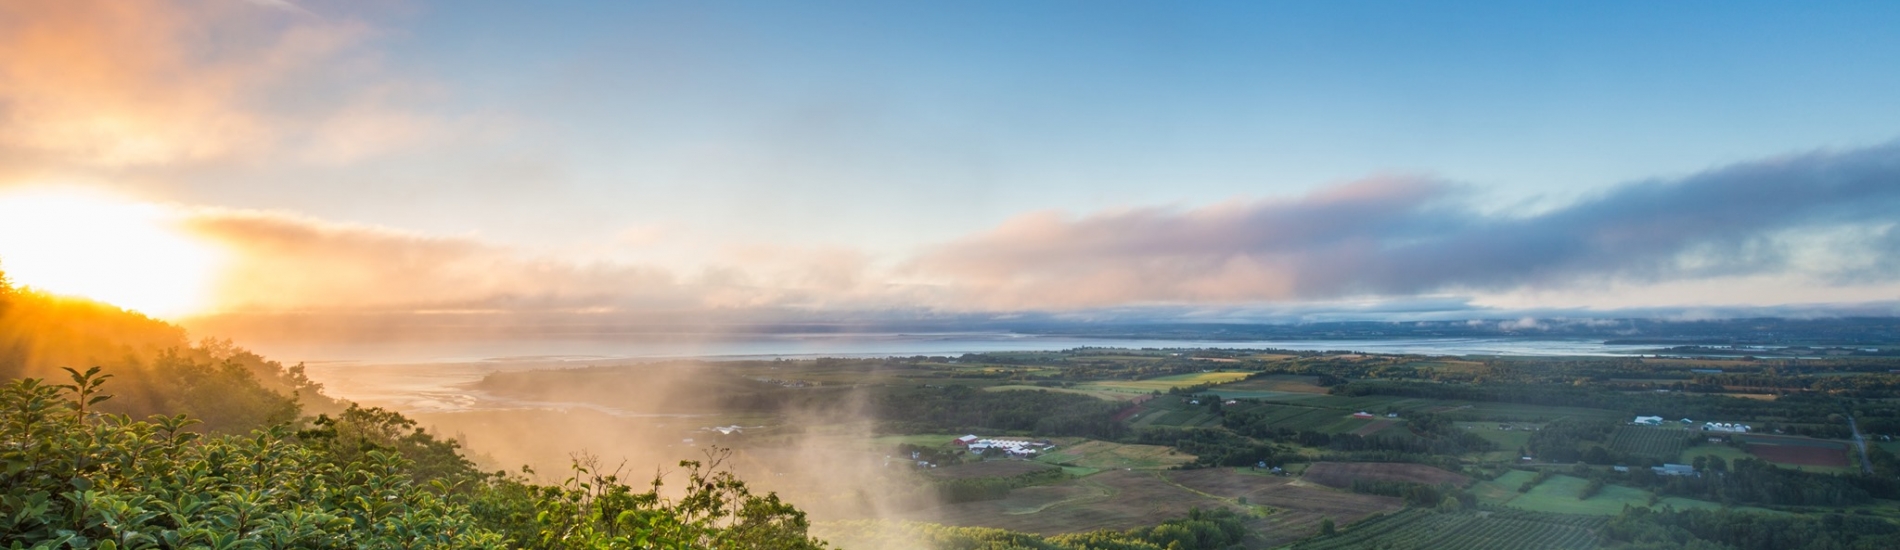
[1,0,1898,323]
[350,0,1900,247]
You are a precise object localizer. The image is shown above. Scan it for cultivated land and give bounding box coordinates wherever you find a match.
[1738,434,1856,470]
[1034,439,1195,471]
[1293,509,1606,550]
[1076,371,1254,395]
[1607,426,1693,461]
[906,468,1404,548]
[448,346,1900,548]
[922,460,1060,480]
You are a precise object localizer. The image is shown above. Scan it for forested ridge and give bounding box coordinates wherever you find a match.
[0,269,828,549]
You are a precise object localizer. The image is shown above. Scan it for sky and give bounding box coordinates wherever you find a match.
[2,0,1899,333]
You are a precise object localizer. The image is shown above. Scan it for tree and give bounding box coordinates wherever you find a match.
[1319,517,1336,536]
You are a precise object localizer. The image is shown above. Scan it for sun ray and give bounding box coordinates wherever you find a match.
[0,188,224,318]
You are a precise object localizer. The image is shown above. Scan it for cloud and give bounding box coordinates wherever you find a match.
[908,141,1900,309]
[0,0,437,167]
[175,207,911,317]
[181,209,684,313]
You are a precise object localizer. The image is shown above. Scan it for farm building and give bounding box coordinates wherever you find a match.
[966,438,1046,458]
[1352,411,1375,419]
[1633,416,1664,426]
[1701,422,1750,433]
[953,435,980,446]
[1653,463,1697,476]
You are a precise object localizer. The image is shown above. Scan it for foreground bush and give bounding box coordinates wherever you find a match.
[0,368,823,549]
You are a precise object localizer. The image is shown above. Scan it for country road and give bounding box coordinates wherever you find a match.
[1848,413,1874,475]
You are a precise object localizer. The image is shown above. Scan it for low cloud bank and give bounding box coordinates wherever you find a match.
[909,142,1900,309]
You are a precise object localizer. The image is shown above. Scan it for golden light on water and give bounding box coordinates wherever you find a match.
[0,189,223,318]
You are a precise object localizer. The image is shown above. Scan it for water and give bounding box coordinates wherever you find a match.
[265,332,1657,366]
[284,333,1656,413]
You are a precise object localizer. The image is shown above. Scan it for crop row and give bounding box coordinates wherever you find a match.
[1294,509,1602,550]
[1608,427,1692,460]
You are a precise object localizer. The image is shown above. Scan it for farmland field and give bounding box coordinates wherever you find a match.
[1679,445,1754,466]
[1460,422,1539,460]
[1216,375,1329,394]
[1608,426,1694,460]
[1161,469,1405,547]
[1302,462,1470,489]
[1349,419,1397,436]
[1291,509,1604,550]
[923,460,1059,480]
[904,468,1401,546]
[1508,475,1654,516]
[980,385,1138,401]
[1237,404,1378,433]
[1077,371,1253,394]
[1736,434,1854,470]
[1033,440,1195,470]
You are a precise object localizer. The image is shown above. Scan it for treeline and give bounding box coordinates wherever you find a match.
[1526,418,1619,463]
[1225,410,1494,456]
[1347,480,1472,508]
[1132,427,1283,468]
[1331,380,1876,437]
[819,507,1250,550]
[1624,457,1895,507]
[876,385,1128,439]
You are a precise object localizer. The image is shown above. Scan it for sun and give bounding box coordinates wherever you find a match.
[0,189,224,318]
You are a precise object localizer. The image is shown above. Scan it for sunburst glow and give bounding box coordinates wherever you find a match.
[0,189,223,318]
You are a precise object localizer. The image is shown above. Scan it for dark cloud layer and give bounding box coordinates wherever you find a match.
[911,142,1900,308]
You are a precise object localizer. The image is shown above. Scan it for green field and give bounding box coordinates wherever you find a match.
[1609,426,1694,460]
[1509,475,1654,515]
[980,385,1138,401]
[1471,470,1539,505]
[1474,472,1749,516]
[1032,440,1194,470]
[1077,371,1253,394]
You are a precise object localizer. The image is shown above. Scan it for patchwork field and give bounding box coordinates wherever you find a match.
[907,467,1402,547]
[1163,469,1404,547]
[1301,462,1470,489]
